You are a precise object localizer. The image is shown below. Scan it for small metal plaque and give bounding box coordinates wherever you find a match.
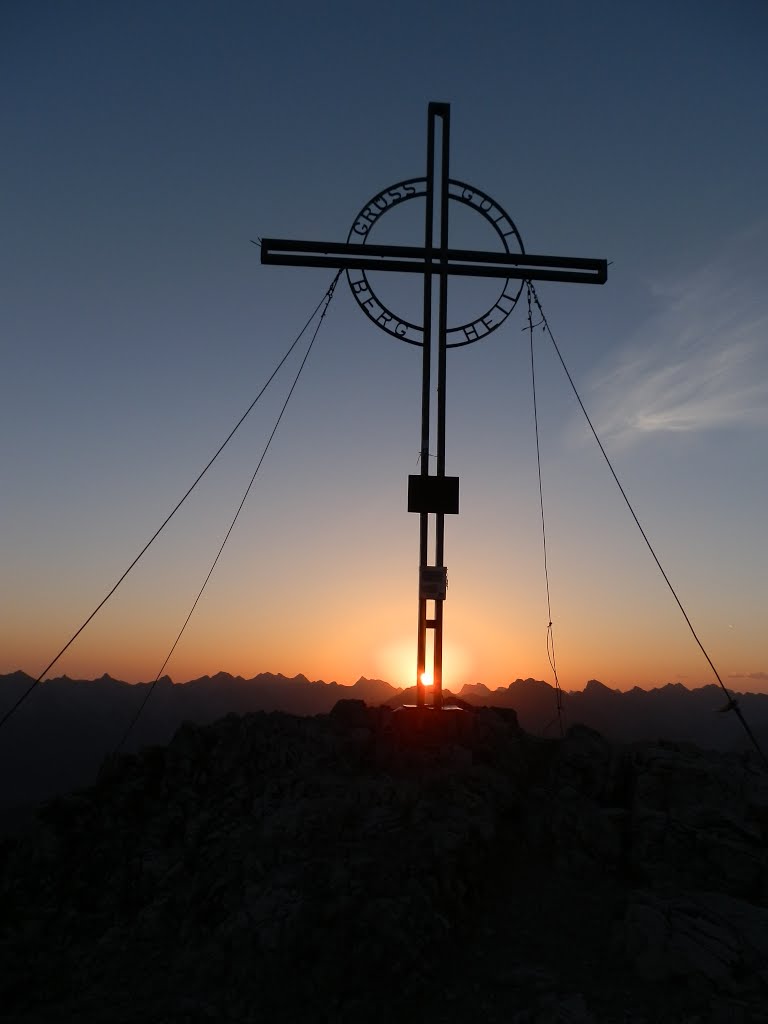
[408,475,459,514]
[420,566,447,600]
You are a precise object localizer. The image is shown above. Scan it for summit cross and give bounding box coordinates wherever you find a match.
[261,102,607,711]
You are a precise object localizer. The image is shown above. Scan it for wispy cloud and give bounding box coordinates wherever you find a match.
[589,223,768,447]
[728,671,768,681]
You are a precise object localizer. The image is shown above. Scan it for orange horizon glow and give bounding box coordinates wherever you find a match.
[3,569,765,696]
[6,615,766,695]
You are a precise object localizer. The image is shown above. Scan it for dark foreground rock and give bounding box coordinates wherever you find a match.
[1,703,766,1023]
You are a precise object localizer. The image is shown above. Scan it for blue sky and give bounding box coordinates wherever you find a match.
[2,0,767,691]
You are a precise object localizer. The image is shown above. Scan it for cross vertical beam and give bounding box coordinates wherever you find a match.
[434,103,450,711]
[415,109,434,708]
[416,102,451,710]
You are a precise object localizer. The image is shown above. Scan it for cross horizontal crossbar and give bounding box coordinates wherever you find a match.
[261,238,608,285]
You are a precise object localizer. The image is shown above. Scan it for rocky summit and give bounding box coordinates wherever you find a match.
[1,702,767,1024]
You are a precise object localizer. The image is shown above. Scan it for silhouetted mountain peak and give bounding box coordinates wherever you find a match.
[1,670,35,685]
[583,678,617,696]
[349,677,401,702]
[507,677,552,692]
[191,671,234,685]
[459,682,492,696]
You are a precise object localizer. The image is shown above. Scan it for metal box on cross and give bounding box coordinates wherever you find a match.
[407,475,459,515]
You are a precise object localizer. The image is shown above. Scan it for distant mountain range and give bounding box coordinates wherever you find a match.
[1,669,765,812]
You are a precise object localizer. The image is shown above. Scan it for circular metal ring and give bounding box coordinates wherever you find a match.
[346,177,525,348]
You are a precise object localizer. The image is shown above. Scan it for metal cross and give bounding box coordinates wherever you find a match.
[261,102,607,711]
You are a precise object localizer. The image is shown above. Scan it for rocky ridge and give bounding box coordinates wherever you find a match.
[3,670,766,812]
[1,701,767,1023]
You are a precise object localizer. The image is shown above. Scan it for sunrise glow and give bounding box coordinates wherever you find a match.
[1,5,766,700]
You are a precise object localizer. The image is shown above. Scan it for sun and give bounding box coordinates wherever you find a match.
[374,636,472,690]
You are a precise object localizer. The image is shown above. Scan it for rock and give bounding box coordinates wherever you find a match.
[1,705,767,1023]
[330,697,369,728]
[623,889,768,998]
